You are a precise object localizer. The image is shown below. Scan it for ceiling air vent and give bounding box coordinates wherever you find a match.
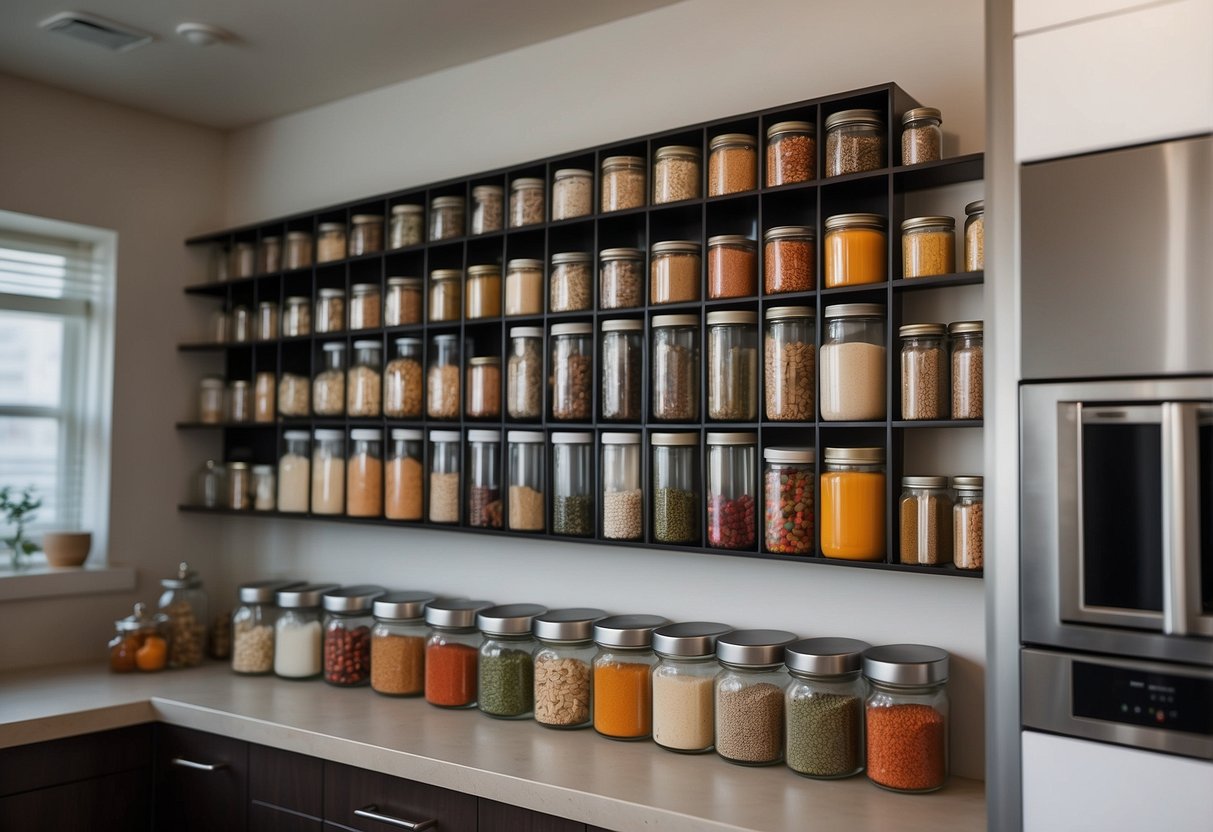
[38,11,154,53]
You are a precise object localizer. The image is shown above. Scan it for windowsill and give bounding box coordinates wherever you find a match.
[0,562,136,602]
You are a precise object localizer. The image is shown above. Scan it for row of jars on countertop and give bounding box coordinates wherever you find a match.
[204,585,952,792]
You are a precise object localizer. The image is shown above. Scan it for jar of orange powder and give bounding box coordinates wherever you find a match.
[820,446,886,561]
[591,614,670,740]
[824,213,887,288]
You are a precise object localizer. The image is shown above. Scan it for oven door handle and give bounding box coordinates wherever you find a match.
[1160,402,1201,636]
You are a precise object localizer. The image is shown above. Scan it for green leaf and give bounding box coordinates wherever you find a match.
[20,540,38,555]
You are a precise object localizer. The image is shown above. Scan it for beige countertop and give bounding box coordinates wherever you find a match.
[0,662,985,831]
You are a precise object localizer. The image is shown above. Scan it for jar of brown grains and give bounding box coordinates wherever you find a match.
[707,235,757,299]
[650,240,701,305]
[466,265,502,319]
[466,356,501,419]
[766,121,816,186]
[899,323,948,421]
[824,109,886,178]
[509,177,546,228]
[347,340,382,418]
[285,231,312,270]
[901,216,955,279]
[370,592,435,696]
[316,222,346,263]
[429,195,465,241]
[899,476,952,566]
[471,185,504,235]
[315,288,346,334]
[384,276,422,326]
[549,252,592,313]
[600,155,645,212]
[550,323,593,422]
[963,200,984,272]
[951,476,983,570]
[389,203,424,249]
[383,337,423,419]
[349,214,384,257]
[428,269,462,323]
[708,133,757,196]
[349,283,381,330]
[949,320,983,420]
[900,107,942,166]
[599,247,645,309]
[551,169,592,221]
[653,145,702,204]
[763,226,816,294]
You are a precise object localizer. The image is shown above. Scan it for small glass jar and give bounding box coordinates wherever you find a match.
[952,476,984,570]
[157,562,208,668]
[592,615,669,740]
[706,432,757,550]
[509,177,546,227]
[600,319,643,422]
[899,476,953,566]
[764,306,815,421]
[766,120,816,186]
[651,432,700,544]
[282,295,311,337]
[505,258,543,317]
[384,337,423,418]
[821,446,886,561]
[549,252,592,313]
[389,203,424,249]
[824,109,886,177]
[551,432,593,537]
[533,608,606,729]
[900,323,948,420]
[864,644,950,793]
[231,305,251,343]
[384,276,422,326]
[466,265,501,319]
[349,283,381,330]
[707,311,758,421]
[314,342,346,416]
[311,428,345,516]
[707,235,757,299]
[714,630,796,766]
[317,222,346,263]
[599,247,645,310]
[652,622,733,753]
[428,269,462,323]
[601,433,642,541]
[507,430,545,532]
[285,231,312,270]
[349,214,384,256]
[471,185,504,235]
[209,308,229,344]
[253,465,276,511]
[763,226,816,294]
[708,133,757,196]
[902,216,955,279]
[550,323,592,421]
[650,241,701,305]
[467,429,502,529]
[347,340,382,417]
[964,200,984,272]
[227,461,251,510]
[347,428,383,518]
[232,242,256,278]
[257,300,279,341]
[323,585,386,687]
[428,429,461,524]
[109,602,171,673]
[477,604,547,719]
[651,315,699,422]
[506,327,543,420]
[429,195,465,241]
[601,155,645,212]
[196,460,224,509]
[824,213,887,288]
[901,107,943,166]
[425,599,493,709]
[950,320,983,419]
[763,447,815,554]
[232,580,298,675]
[466,356,501,419]
[653,145,702,204]
[228,380,252,423]
[821,303,886,421]
[212,245,231,283]
[427,334,460,419]
[316,288,346,334]
[278,372,310,418]
[274,584,337,679]
[551,168,592,221]
[278,431,310,513]
[385,428,424,521]
[253,371,275,423]
[371,591,435,696]
[198,376,224,424]
[785,637,870,779]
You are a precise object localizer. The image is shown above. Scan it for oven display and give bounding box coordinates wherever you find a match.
[1072,661,1213,735]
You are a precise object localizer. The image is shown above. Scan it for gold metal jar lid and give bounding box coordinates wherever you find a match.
[825,213,885,231]
[824,302,884,319]
[764,225,815,241]
[902,475,948,488]
[601,318,643,332]
[765,305,814,321]
[506,258,543,270]
[901,107,942,125]
[823,446,885,464]
[599,247,645,261]
[899,323,947,338]
[510,177,545,190]
[391,203,423,214]
[554,168,592,180]
[948,320,983,335]
[430,195,464,208]
[901,216,955,233]
[469,356,501,366]
[707,234,756,249]
[602,155,644,169]
[650,432,698,447]
[654,144,701,159]
[551,251,591,265]
[767,120,815,138]
[387,276,421,286]
[651,240,701,255]
[952,475,983,491]
[706,310,758,326]
[764,446,814,464]
[706,431,756,445]
[466,264,500,277]
[351,283,378,295]
[824,108,884,131]
[965,200,984,216]
[430,268,462,281]
[350,214,382,224]
[709,133,756,151]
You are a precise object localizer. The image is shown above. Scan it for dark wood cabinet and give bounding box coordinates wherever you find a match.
[478,798,585,831]
[324,761,477,831]
[251,803,324,832]
[154,724,249,832]
[250,744,324,819]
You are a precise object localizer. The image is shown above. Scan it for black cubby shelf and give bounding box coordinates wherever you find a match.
[179,81,984,579]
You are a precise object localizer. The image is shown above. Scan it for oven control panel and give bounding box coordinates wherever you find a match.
[1073,661,1213,735]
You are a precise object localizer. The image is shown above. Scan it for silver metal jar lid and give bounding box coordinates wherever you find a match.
[430,195,465,208]
[716,629,798,667]
[554,168,591,180]
[764,446,814,464]
[283,430,309,441]
[823,302,884,320]
[507,258,544,270]
[160,561,200,590]
[706,431,756,445]
[425,598,493,629]
[511,177,545,190]
[650,240,701,255]
[322,585,387,614]
[277,583,340,609]
[763,225,815,241]
[286,231,311,241]
[824,213,885,232]
[602,155,644,169]
[652,621,733,658]
[391,203,423,214]
[902,107,942,125]
[948,320,983,335]
[952,475,984,491]
[863,644,950,686]
[785,637,872,676]
[313,428,343,440]
[706,310,757,326]
[709,133,756,150]
[823,446,884,464]
[467,429,500,443]
[902,475,949,488]
[551,322,592,336]
[238,579,301,604]
[650,432,697,447]
[533,608,608,642]
[467,264,500,277]
[965,200,984,216]
[350,428,381,442]
[901,216,955,233]
[551,251,592,265]
[767,120,815,137]
[352,339,380,350]
[476,603,548,636]
[373,591,438,621]
[472,185,503,197]
[593,614,670,648]
[601,319,643,332]
[824,108,884,131]
[395,336,421,347]
[651,313,698,328]
[899,323,947,338]
[655,145,701,159]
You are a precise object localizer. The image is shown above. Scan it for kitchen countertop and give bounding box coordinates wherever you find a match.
[0,662,985,831]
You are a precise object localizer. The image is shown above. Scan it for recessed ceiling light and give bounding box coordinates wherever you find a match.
[39,11,154,53]
[175,22,232,47]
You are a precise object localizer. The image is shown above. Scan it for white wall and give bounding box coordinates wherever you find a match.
[219,0,988,779]
[0,74,226,668]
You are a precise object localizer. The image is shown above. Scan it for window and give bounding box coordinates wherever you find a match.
[0,212,115,566]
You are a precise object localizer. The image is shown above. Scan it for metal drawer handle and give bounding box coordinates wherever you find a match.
[170,756,228,772]
[354,804,437,830]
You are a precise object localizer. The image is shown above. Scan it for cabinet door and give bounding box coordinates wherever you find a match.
[479,798,584,831]
[250,744,323,818]
[323,761,476,831]
[0,768,151,832]
[0,724,151,797]
[251,802,323,832]
[155,724,249,832]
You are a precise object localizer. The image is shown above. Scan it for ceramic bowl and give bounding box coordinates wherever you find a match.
[42,532,91,567]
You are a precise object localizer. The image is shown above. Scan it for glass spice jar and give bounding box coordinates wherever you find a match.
[650,241,701,305]
[158,562,208,668]
[902,216,956,278]
[784,637,871,779]
[346,428,383,518]
[428,429,461,524]
[212,245,230,283]
[510,177,546,227]
[316,288,346,334]
[714,629,797,766]
[551,168,592,221]
[551,432,593,537]
[282,295,311,337]
[864,644,950,793]
[425,599,494,709]
[764,305,815,421]
[384,276,422,326]
[228,379,252,422]
[253,371,275,423]
[477,604,548,719]
[467,429,502,529]
[232,580,299,675]
[707,235,757,299]
[507,430,546,532]
[426,334,460,420]
[109,602,171,673]
[601,433,642,541]
[600,319,643,422]
[763,226,815,295]
[311,429,346,515]
[428,269,462,323]
[824,109,886,177]
[252,464,275,511]
[651,315,699,422]
[505,258,544,316]
[763,447,815,554]
[550,323,592,421]
[820,303,886,422]
[601,155,645,212]
[429,195,465,241]
[209,308,229,344]
[277,431,310,513]
[706,432,757,550]
[766,120,816,186]
[653,145,702,204]
[820,446,886,561]
[899,323,948,420]
[963,200,984,272]
[651,432,700,544]
[592,615,669,740]
[347,340,382,418]
[196,460,224,509]
[385,429,424,521]
[549,252,592,313]
[257,300,278,341]
[349,214,384,256]
[313,342,345,416]
[370,591,435,697]
[652,622,733,754]
[322,585,386,687]
[232,241,256,278]
[274,583,337,680]
[466,265,502,319]
[466,356,501,419]
[507,326,544,420]
[708,133,757,196]
[231,305,251,342]
[599,247,645,310]
[950,320,983,419]
[471,185,504,235]
[226,461,251,510]
[901,107,943,166]
[533,608,607,730]
[317,222,346,263]
[707,310,759,421]
[389,203,424,249]
[198,376,224,424]
[824,213,887,288]
[899,476,953,566]
[349,283,381,330]
[285,231,312,270]
[952,476,984,570]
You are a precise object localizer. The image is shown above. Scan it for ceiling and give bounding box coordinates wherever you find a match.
[0,0,682,129]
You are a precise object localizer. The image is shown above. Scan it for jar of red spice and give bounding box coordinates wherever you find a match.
[707,235,757,299]
[592,614,669,740]
[706,433,756,550]
[424,598,493,709]
[322,585,386,687]
[370,591,435,697]
[863,644,949,793]
[763,447,814,555]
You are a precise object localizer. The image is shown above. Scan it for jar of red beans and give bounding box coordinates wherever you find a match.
[763,447,814,554]
[322,585,386,687]
[706,432,757,550]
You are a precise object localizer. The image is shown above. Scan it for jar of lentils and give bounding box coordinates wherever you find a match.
[651,432,700,544]
[950,320,983,419]
[864,644,950,793]
[714,630,796,766]
[784,637,870,779]
[322,585,386,687]
[650,241,701,305]
[763,226,815,294]
[477,604,547,720]
[707,235,757,299]
[824,109,886,177]
[952,476,984,570]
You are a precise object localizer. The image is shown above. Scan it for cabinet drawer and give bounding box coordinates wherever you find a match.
[251,802,324,832]
[323,761,476,831]
[155,724,248,832]
[0,724,152,797]
[250,744,323,817]
[0,767,151,832]
[479,798,584,831]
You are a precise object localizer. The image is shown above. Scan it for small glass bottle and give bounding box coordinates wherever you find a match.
[253,371,275,423]
[232,580,299,675]
[371,591,436,696]
[198,376,224,424]
[763,447,815,555]
[505,258,544,317]
[899,476,953,566]
[509,177,546,227]
[533,608,607,730]
[900,323,948,420]
[231,305,251,342]
[600,319,643,421]
[389,203,424,249]
[109,602,171,673]
[471,185,504,235]
[274,583,338,679]
[346,428,383,518]
[506,327,543,420]
[651,432,700,544]
[651,315,699,422]
[706,432,757,550]
[950,320,983,420]
[316,222,347,263]
[465,265,502,319]
[278,372,310,418]
[952,476,984,570]
[901,107,943,166]
[707,235,757,299]
[549,252,592,313]
[385,429,423,521]
[252,464,275,511]
[600,155,645,212]
[158,562,208,668]
[349,283,381,330]
[428,429,461,524]
[824,213,887,288]
[467,429,502,529]
[278,431,310,513]
[551,432,593,537]
[902,216,956,279]
[507,430,545,532]
[310,428,345,516]
[209,308,229,344]
[228,380,252,422]
[323,585,386,687]
[708,133,757,196]
[550,323,592,421]
[820,303,886,421]
[282,295,311,337]
[285,231,312,270]
[196,459,224,508]
[316,288,346,334]
[714,629,796,766]
[820,446,886,561]
[425,599,494,709]
[653,145,702,204]
[824,109,886,177]
[599,247,645,310]
[466,356,501,419]
[384,337,423,418]
[429,195,465,241]
[551,168,592,221]
[650,241,701,305]
[349,214,383,256]
[384,276,422,326]
[763,226,816,295]
[256,300,279,341]
[232,241,256,278]
[707,310,759,421]
[652,622,732,753]
[426,334,460,420]
[764,306,815,421]
[785,637,871,779]
[864,644,950,793]
[592,615,669,740]
[347,340,382,418]
[226,461,251,510]
[601,432,642,540]
[964,200,984,272]
[766,120,816,186]
[428,269,462,323]
[477,604,548,719]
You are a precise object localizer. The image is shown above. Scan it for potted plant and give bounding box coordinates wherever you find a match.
[1,486,41,570]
